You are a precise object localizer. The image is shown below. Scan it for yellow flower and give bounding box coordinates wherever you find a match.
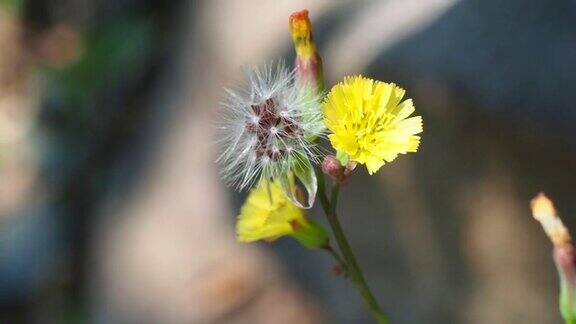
[236,177,327,248]
[323,76,423,174]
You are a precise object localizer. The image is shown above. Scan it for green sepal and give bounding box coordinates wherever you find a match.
[336,150,349,166]
[290,219,328,249]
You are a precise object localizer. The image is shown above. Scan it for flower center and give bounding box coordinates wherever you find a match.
[247,98,302,161]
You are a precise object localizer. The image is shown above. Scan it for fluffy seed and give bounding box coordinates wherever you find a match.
[217,61,324,190]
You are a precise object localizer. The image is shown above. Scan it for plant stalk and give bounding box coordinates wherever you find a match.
[316,170,390,324]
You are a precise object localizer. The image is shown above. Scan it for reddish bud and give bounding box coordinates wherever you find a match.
[322,155,340,176]
[322,155,355,185]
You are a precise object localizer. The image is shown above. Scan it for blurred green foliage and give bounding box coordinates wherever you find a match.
[0,0,22,12]
[43,18,154,127]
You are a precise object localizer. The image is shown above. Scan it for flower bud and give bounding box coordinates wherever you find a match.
[531,192,571,246]
[322,155,341,177]
[322,155,355,185]
[531,193,576,322]
[289,9,324,93]
[343,161,357,177]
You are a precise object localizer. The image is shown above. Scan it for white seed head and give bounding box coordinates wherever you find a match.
[216,61,324,190]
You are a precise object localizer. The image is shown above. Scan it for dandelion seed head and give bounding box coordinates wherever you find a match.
[217,61,324,190]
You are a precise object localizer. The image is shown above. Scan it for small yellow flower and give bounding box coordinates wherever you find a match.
[236,177,327,248]
[323,76,423,174]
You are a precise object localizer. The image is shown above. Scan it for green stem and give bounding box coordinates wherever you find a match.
[316,167,331,212]
[317,169,348,273]
[317,170,390,324]
[323,244,348,275]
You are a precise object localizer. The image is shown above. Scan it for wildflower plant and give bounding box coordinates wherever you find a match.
[217,9,424,323]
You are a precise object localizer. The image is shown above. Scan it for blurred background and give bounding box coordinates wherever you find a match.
[1,0,576,323]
